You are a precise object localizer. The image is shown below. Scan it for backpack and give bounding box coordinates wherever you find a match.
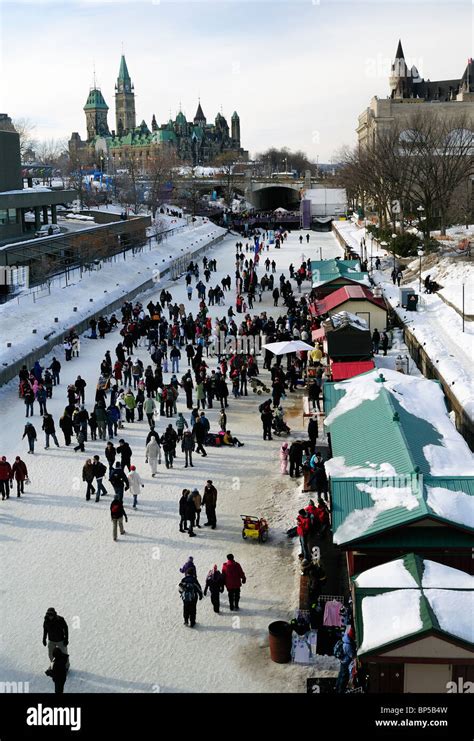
[111,500,122,517]
[333,639,345,661]
[180,580,197,602]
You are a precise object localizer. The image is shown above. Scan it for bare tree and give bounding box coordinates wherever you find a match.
[116,153,142,215]
[213,152,238,208]
[12,117,38,160]
[35,138,68,166]
[144,147,178,218]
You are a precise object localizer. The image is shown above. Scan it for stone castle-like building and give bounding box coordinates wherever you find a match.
[69,55,247,168]
[357,40,474,148]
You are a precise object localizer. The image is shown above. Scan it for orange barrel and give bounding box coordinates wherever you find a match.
[268,621,292,663]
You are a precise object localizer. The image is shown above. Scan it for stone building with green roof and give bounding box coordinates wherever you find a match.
[69,54,247,167]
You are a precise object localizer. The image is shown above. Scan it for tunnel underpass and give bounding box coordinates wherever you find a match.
[251,185,301,210]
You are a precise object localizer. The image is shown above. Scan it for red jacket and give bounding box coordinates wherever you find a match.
[297,514,310,537]
[0,461,12,481]
[222,560,246,590]
[12,460,28,481]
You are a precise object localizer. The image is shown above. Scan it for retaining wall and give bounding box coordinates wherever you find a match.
[1,232,225,388]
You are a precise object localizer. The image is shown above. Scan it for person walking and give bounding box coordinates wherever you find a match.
[42,608,69,669]
[45,647,69,694]
[170,345,181,374]
[73,428,85,453]
[109,462,129,501]
[82,459,96,501]
[59,412,73,446]
[128,465,144,509]
[372,328,380,355]
[144,395,156,429]
[145,437,161,477]
[175,412,188,440]
[110,495,128,541]
[24,387,35,418]
[92,455,108,501]
[0,456,12,500]
[22,422,37,454]
[202,480,217,528]
[381,331,389,356]
[117,439,132,471]
[42,413,60,449]
[193,417,207,457]
[105,441,116,475]
[178,568,203,627]
[261,403,273,441]
[181,429,195,468]
[12,456,28,497]
[204,565,225,613]
[222,554,246,611]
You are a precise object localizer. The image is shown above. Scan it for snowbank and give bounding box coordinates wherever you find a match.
[426,486,474,529]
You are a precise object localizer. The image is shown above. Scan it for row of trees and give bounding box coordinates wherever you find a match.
[338,112,474,237]
[254,146,316,176]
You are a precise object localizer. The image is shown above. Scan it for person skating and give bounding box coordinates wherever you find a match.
[42,608,70,669]
[45,646,69,694]
[144,395,156,429]
[222,554,246,611]
[145,436,161,476]
[73,428,85,453]
[128,465,144,509]
[204,565,225,613]
[42,413,60,449]
[22,422,37,454]
[193,416,207,457]
[92,455,108,501]
[202,480,217,528]
[260,401,273,441]
[181,429,195,467]
[105,441,116,475]
[12,456,28,497]
[110,494,128,541]
[219,408,227,432]
[178,568,203,627]
[180,555,196,575]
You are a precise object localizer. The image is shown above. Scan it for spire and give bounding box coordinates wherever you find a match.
[194,101,206,124]
[118,54,131,83]
[395,39,405,60]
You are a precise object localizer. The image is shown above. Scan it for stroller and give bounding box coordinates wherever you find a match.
[272,409,291,436]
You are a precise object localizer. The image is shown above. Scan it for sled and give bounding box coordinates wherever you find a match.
[241,515,269,543]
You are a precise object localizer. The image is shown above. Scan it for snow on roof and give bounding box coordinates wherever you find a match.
[422,560,474,589]
[333,483,419,545]
[426,486,474,529]
[317,285,385,314]
[327,311,369,331]
[325,456,397,480]
[424,589,474,644]
[358,590,423,654]
[354,559,419,589]
[324,369,473,476]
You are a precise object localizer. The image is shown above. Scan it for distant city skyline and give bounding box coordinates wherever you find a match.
[1,0,472,160]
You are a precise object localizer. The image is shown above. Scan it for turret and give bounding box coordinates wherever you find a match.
[84,88,110,140]
[231,111,240,146]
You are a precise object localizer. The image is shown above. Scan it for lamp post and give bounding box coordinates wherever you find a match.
[391,232,397,270]
[417,205,425,239]
[417,245,424,294]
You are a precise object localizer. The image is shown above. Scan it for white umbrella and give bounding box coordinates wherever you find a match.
[262,340,314,355]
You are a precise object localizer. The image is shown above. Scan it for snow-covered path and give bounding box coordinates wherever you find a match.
[0,227,341,693]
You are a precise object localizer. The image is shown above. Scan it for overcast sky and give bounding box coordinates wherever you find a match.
[1,0,472,161]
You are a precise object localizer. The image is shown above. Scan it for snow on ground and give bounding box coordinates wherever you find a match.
[0,226,343,693]
[0,218,223,369]
[374,269,474,418]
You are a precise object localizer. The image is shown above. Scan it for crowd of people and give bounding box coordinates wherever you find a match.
[9,224,369,693]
